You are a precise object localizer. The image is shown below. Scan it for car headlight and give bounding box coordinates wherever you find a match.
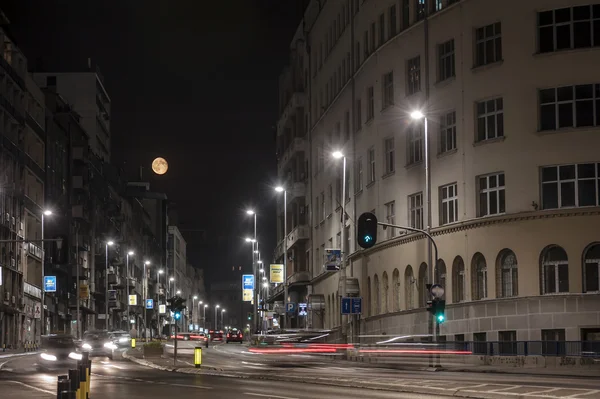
[119,337,129,343]
[104,342,117,350]
[68,352,83,360]
[40,353,57,361]
[82,343,92,350]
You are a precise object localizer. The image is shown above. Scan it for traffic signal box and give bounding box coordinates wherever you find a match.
[427,298,446,324]
[167,295,186,319]
[357,212,378,249]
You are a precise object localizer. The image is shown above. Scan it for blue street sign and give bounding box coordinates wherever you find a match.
[286,302,296,314]
[341,297,362,315]
[298,303,307,316]
[44,276,57,292]
[341,297,351,314]
[146,299,154,309]
[351,297,362,315]
[242,274,254,290]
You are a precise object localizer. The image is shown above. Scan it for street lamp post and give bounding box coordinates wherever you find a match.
[214,305,220,330]
[193,296,198,326]
[144,260,150,338]
[246,210,259,333]
[126,251,134,331]
[275,186,288,329]
[40,210,52,336]
[332,151,347,336]
[410,110,436,349]
[221,309,226,330]
[203,304,208,331]
[105,241,114,331]
[158,269,164,334]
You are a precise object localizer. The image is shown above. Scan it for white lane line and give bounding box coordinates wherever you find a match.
[241,361,265,367]
[4,380,54,395]
[245,393,298,399]
[170,383,213,390]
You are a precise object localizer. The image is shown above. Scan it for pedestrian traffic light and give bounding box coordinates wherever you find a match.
[357,212,378,249]
[427,299,446,324]
[247,312,252,321]
[174,312,181,320]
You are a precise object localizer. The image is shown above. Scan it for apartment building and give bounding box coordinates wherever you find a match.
[277,0,600,343]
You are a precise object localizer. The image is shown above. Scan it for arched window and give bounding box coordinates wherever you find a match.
[471,253,487,300]
[404,266,414,310]
[584,243,600,293]
[436,259,447,290]
[366,276,371,317]
[452,256,465,303]
[418,262,428,307]
[392,268,400,312]
[540,245,569,294]
[497,249,518,297]
[381,272,389,313]
[373,274,380,315]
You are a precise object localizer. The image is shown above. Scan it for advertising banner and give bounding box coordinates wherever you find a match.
[129,295,138,306]
[79,285,90,299]
[242,274,254,290]
[270,264,284,283]
[159,304,166,314]
[243,289,253,302]
[44,276,57,292]
[324,248,342,271]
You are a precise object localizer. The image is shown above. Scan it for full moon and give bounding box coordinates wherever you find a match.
[151,157,169,175]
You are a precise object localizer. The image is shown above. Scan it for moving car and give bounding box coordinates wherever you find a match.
[226,328,243,343]
[38,334,82,371]
[81,330,115,360]
[109,330,132,348]
[210,330,224,342]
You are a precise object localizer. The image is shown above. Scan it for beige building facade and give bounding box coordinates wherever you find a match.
[288,0,600,343]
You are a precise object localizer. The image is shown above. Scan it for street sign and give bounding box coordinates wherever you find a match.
[324,248,342,271]
[159,304,166,314]
[146,299,154,309]
[341,297,362,315]
[270,264,283,283]
[286,302,296,314]
[79,284,90,299]
[242,274,254,290]
[298,303,307,316]
[44,276,57,292]
[430,284,445,298]
[129,295,138,306]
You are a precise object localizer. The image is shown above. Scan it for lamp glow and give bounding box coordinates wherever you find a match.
[410,110,424,120]
[332,151,344,159]
[275,186,284,193]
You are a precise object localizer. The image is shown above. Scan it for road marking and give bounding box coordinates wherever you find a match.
[170,383,213,390]
[245,393,298,399]
[242,361,265,367]
[4,380,54,395]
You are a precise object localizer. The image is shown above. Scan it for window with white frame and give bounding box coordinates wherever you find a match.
[314,196,319,225]
[408,192,423,229]
[538,5,600,53]
[382,71,394,108]
[335,175,342,206]
[355,98,362,131]
[355,157,363,192]
[440,111,457,153]
[344,110,350,141]
[385,201,396,238]
[406,56,421,95]
[384,137,395,174]
[321,191,325,221]
[440,183,458,225]
[478,172,506,216]
[475,22,502,66]
[328,184,333,215]
[407,125,423,165]
[379,13,385,46]
[541,246,569,294]
[336,232,341,249]
[541,163,600,209]
[476,97,504,142]
[438,39,455,81]
[367,86,375,120]
[368,147,376,184]
[389,5,397,37]
[498,250,518,298]
[539,84,600,131]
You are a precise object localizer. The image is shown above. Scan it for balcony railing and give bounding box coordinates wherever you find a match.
[277,91,305,135]
[277,137,307,173]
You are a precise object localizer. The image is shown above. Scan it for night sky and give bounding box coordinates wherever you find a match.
[3,0,303,285]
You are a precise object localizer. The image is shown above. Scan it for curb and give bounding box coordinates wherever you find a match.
[121,351,524,399]
[0,351,39,360]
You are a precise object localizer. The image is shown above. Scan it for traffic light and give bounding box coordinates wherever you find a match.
[167,295,186,320]
[247,312,252,321]
[427,299,446,324]
[357,212,378,249]
[174,312,181,320]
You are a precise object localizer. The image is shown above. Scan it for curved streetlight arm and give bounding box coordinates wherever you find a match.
[376,222,439,284]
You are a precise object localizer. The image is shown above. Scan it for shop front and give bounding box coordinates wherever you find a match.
[23,282,42,344]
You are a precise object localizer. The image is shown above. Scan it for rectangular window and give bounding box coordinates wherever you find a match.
[384,137,395,174]
[541,163,600,209]
[355,98,362,130]
[356,157,363,192]
[382,71,394,108]
[356,41,361,69]
[440,183,459,225]
[435,0,443,11]
[336,176,342,207]
[328,184,334,215]
[314,196,320,225]
[475,22,502,66]
[342,60,346,83]
[344,110,350,141]
[379,13,385,46]
[440,111,457,153]
[539,84,600,131]
[416,0,425,21]
[321,192,326,220]
[438,39,455,81]
[364,31,369,57]
[334,122,341,145]
[407,125,423,164]
[370,22,376,50]
[368,147,376,184]
[389,5,397,37]
[408,192,423,229]
[367,86,375,120]
[402,0,410,30]
[407,56,421,95]
[478,172,506,216]
[538,5,600,53]
[476,97,504,141]
[385,201,396,238]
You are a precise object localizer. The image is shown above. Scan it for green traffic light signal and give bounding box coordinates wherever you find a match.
[437,314,445,323]
[357,212,378,249]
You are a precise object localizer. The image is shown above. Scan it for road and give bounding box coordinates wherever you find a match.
[0,351,450,399]
[2,344,599,398]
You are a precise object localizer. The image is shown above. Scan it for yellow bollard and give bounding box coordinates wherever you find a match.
[131,338,136,349]
[194,347,202,368]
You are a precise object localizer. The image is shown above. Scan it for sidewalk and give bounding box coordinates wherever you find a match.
[0,349,39,360]
[0,380,53,398]
[122,348,222,371]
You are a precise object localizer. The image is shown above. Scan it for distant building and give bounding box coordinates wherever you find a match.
[33,59,112,162]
